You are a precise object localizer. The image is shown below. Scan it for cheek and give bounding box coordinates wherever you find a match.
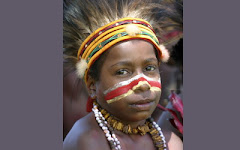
[96,84,106,100]
[95,80,113,102]
[156,90,161,102]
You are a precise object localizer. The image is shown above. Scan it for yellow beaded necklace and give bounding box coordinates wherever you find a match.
[93,102,167,150]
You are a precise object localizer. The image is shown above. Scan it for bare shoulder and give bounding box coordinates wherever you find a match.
[167,132,183,150]
[157,108,183,150]
[63,112,109,150]
[162,125,183,150]
[162,129,183,150]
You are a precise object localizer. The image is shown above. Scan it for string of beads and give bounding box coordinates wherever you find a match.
[92,102,167,150]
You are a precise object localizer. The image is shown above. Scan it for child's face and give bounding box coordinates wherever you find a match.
[94,40,161,123]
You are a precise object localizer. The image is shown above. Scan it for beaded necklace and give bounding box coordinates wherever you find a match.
[92,102,167,150]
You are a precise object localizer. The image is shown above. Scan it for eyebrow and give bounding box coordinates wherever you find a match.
[143,58,158,63]
[110,58,158,68]
[110,61,133,68]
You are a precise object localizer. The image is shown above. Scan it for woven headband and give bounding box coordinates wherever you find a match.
[76,17,169,82]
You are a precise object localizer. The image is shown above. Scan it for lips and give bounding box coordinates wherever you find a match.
[130,102,154,111]
[129,100,155,111]
[130,99,154,105]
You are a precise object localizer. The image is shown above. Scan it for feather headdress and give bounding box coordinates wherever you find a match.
[63,0,183,80]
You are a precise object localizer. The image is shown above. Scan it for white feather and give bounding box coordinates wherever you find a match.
[76,59,88,78]
[125,24,141,36]
[159,45,170,62]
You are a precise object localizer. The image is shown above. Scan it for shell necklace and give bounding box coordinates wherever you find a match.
[92,102,167,150]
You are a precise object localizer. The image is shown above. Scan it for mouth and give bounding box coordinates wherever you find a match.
[129,99,155,111]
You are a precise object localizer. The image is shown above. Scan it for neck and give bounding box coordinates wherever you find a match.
[92,102,167,150]
[96,103,151,135]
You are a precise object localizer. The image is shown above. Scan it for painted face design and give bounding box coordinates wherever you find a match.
[103,74,161,104]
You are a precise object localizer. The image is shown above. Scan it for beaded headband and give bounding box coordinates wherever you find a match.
[76,17,169,82]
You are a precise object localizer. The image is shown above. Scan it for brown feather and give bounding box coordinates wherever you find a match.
[63,0,183,72]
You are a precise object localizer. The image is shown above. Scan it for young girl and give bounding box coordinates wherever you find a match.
[63,0,183,149]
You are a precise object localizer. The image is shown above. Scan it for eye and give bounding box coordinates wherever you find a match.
[115,69,129,75]
[145,65,156,72]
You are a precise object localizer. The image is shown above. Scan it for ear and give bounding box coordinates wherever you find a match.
[86,76,97,99]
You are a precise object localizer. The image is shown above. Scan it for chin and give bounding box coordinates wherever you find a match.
[124,109,154,122]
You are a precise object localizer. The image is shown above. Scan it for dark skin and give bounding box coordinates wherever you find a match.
[63,40,183,150]
[92,40,161,126]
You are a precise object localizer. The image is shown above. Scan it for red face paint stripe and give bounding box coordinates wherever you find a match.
[105,80,161,101]
[148,80,161,88]
[105,78,146,100]
[104,77,161,101]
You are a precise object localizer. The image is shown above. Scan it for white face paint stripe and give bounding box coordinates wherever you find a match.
[103,73,160,95]
[106,87,161,104]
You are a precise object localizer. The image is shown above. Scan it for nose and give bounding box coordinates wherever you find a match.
[133,81,151,93]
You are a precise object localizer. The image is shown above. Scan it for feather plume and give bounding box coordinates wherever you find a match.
[159,44,170,62]
[64,0,183,72]
[125,24,141,36]
[76,59,88,78]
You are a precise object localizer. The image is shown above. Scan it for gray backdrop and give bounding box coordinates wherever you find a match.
[0,0,240,149]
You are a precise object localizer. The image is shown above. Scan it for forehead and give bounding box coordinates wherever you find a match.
[105,40,157,62]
